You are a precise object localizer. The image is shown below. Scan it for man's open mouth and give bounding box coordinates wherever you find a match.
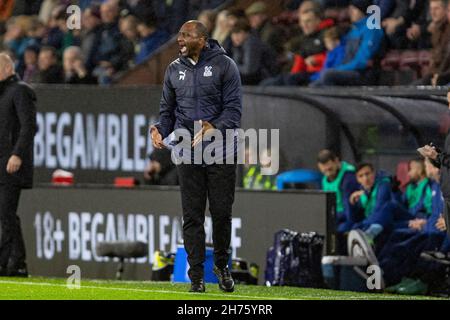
[180,45,187,54]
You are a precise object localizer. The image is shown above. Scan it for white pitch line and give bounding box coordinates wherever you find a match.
[0,280,294,300]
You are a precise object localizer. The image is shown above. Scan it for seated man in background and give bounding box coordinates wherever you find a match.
[348,163,396,247]
[308,27,346,83]
[63,46,97,84]
[317,150,359,253]
[31,46,63,84]
[229,20,277,85]
[135,18,170,65]
[261,8,328,86]
[310,0,384,86]
[379,158,447,295]
[414,0,450,86]
[393,158,433,230]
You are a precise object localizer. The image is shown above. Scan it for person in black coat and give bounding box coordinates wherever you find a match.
[419,89,450,235]
[0,53,37,277]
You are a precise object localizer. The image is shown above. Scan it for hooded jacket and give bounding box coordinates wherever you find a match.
[155,39,242,141]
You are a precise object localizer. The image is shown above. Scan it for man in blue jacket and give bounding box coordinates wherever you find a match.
[150,20,242,293]
[311,0,384,86]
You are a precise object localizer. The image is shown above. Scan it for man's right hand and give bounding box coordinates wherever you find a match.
[417,144,438,160]
[350,190,364,205]
[150,125,165,149]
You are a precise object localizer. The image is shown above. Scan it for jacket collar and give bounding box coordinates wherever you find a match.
[0,74,19,94]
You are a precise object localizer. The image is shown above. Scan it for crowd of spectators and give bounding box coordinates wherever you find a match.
[1,0,449,87]
[0,0,223,85]
[205,0,450,86]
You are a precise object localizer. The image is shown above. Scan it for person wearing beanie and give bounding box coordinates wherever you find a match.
[310,0,384,86]
[245,1,285,55]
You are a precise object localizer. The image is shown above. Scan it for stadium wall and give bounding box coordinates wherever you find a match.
[18,186,335,283]
[32,86,448,184]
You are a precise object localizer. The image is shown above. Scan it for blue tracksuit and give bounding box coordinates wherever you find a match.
[392,178,433,230]
[379,180,447,285]
[335,17,384,72]
[350,171,395,231]
[309,43,346,82]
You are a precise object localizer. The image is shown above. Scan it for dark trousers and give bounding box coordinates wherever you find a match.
[445,199,450,239]
[0,184,26,270]
[177,164,236,280]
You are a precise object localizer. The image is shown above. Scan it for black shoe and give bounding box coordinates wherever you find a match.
[189,279,205,293]
[7,268,29,278]
[0,267,8,277]
[214,265,234,292]
[421,251,450,265]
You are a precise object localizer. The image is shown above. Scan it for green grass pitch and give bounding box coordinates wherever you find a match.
[0,277,443,300]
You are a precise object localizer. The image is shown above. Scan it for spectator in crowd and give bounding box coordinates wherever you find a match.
[415,0,450,86]
[63,46,97,84]
[245,1,285,55]
[93,1,133,85]
[3,15,36,66]
[381,0,428,49]
[135,18,170,65]
[405,1,432,49]
[143,148,178,186]
[32,45,63,83]
[309,26,346,82]
[317,150,359,254]
[261,8,327,86]
[20,44,39,83]
[38,0,63,25]
[229,20,277,85]
[80,4,102,73]
[0,0,15,24]
[198,9,216,35]
[310,0,384,86]
[211,10,230,45]
[43,4,80,55]
[220,8,247,54]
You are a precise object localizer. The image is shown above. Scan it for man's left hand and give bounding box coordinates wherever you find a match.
[192,120,215,147]
[6,155,22,174]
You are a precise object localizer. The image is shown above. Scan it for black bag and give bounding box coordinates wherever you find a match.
[265,229,325,288]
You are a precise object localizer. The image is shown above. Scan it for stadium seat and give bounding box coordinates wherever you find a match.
[381,50,401,71]
[399,50,420,72]
[276,169,322,190]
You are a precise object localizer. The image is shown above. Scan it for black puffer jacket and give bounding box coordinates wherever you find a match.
[155,39,242,139]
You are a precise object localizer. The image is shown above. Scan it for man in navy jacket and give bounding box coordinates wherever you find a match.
[151,20,242,293]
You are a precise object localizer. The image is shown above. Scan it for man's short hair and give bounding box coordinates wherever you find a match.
[317,149,338,164]
[40,46,57,58]
[231,20,252,34]
[184,20,209,40]
[430,0,449,6]
[356,162,374,173]
[324,26,341,41]
[409,158,426,174]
